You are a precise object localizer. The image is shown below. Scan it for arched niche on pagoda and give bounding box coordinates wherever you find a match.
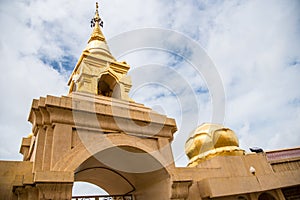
[97,73,121,99]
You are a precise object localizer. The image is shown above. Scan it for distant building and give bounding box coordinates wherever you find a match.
[1,3,299,200]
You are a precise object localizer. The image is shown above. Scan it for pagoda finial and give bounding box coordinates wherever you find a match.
[91,2,103,28]
[88,2,105,43]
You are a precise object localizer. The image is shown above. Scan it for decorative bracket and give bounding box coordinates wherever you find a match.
[171,180,192,200]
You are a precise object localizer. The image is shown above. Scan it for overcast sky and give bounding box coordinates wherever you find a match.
[1,0,300,195]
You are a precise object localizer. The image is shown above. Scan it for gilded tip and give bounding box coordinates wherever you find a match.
[88,1,105,42]
[91,1,103,28]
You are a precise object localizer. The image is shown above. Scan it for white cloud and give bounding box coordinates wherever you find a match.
[203,0,300,151]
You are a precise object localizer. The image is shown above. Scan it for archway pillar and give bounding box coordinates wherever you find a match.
[32,171,74,199]
[33,171,73,199]
[34,171,74,183]
[14,185,39,200]
[36,183,73,200]
[158,137,176,170]
[170,181,192,200]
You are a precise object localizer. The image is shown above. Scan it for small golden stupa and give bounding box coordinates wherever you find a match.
[27,133,34,138]
[185,123,244,167]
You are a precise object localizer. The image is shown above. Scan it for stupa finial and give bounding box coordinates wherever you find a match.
[88,2,105,43]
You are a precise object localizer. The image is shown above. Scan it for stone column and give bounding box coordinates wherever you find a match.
[26,186,38,200]
[36,183,73,200]
[170,181,192,200]
[14,187,27,200]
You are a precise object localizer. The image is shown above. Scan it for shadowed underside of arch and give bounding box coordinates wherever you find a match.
[75,167,134,195]
[73,145,171,196]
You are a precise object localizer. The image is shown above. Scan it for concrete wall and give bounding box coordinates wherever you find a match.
[0,161,33,200]
[134,178,171,200]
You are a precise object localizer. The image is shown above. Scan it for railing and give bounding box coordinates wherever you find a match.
[72,194,134,200]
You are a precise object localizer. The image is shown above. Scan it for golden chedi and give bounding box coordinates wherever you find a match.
[27,132,34,138]
[67,2,132,101]
[185,123,244,167]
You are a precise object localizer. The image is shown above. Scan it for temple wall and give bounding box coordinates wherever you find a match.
[271,159,300,172]
[134,178,171,200]
[0,161,33,200]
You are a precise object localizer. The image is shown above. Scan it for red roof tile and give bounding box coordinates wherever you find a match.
[266,147,300,162]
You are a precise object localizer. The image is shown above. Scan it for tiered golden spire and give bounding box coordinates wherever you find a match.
[67,2,132,100]
[88,2,105,43]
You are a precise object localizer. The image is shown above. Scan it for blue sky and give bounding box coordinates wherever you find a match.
[1,0,300,195]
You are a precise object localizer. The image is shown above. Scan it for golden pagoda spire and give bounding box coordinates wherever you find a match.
[67,2,132,99]
[88,2,105,43]
[84,1,113,57]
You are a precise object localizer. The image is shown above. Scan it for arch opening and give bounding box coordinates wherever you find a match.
[73,145,171,198]
[258,193,276,200]
[97,74,121,98]
[72,181,108,196]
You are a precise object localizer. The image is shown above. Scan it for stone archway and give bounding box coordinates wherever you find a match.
[72,145,172,199]
[20,88,177,200]
[49,131,174,199]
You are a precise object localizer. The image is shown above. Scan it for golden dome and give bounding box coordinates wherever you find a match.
[185,123,221,160]
[213,128,239,148]
[185,123,244,167]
